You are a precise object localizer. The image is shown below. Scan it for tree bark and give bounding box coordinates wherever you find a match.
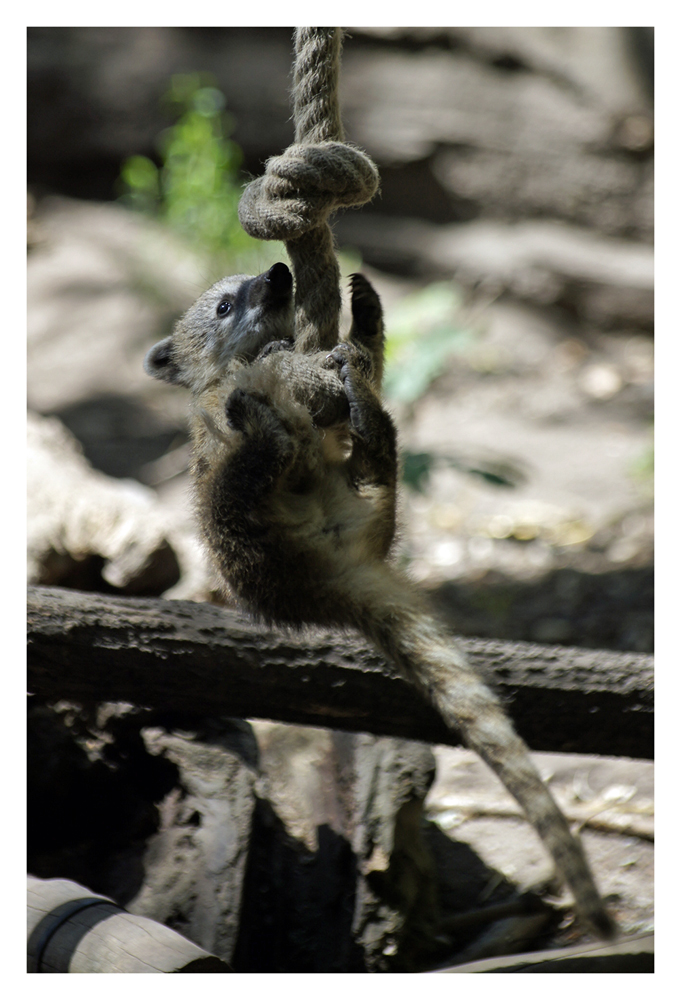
[27,585,653,759]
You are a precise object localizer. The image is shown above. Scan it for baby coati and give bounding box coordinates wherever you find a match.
[144,262,615,939]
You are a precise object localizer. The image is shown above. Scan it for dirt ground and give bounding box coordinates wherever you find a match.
[426,746,653,949]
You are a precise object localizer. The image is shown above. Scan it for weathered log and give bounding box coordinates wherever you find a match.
[27,411,180,594]
[27,585,653,758]
[27,876,230,972]
[432,931,654,974]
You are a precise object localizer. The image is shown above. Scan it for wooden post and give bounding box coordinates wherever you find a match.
[27,876,231,973]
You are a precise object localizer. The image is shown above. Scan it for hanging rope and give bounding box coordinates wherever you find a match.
[238,28,379,352]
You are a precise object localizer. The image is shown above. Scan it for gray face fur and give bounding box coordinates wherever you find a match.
[144,262,294,392]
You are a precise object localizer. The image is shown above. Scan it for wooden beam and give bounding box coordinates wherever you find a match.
[27,586,653,758]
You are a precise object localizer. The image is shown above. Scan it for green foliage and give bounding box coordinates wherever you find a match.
[401,449,523,493]
[383,282,475,404]
[401,451,436,492]
[119,74,283,269]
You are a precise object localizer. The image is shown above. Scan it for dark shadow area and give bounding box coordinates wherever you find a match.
[431,565,653,653]
[425,820,517,915]
[26,699,629,970]
[232,799,364,972]
[27,701,178,906]
[51,393,187,481]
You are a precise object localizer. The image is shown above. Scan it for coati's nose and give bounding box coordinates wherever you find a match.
[264,262,293,295]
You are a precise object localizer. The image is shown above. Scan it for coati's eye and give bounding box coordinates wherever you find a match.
[216,298,232,317]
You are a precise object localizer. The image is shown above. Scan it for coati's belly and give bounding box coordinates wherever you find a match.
[201,466,391,625]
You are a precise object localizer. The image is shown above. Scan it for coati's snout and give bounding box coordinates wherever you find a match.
[235,262,293,314]
[143,263,295,389]
[259,261,293,302]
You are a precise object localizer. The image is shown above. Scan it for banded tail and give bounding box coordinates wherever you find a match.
[342,563,616,939]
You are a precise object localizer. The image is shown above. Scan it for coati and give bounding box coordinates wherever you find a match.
[144,261,615,939]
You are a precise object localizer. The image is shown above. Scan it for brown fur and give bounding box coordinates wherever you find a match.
[145,264,615,939]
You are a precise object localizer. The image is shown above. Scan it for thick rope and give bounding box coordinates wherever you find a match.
[238,28,379,352]
[292,27,344,144]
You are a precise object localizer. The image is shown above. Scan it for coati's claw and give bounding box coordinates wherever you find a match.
[324,342,373,380]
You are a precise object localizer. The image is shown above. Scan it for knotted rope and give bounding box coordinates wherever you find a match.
[238,28,379,352]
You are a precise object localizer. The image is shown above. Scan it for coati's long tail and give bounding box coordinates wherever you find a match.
[343,563,616,939]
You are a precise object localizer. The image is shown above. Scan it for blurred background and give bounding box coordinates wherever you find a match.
[27,27,654,970]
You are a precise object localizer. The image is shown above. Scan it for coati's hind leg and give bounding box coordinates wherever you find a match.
[347,273,385,390]
[324,342,397,490]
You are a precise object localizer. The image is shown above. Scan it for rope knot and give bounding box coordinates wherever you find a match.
[238,141,379,243]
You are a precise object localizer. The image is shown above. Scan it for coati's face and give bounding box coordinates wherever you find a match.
[144,262,294,392]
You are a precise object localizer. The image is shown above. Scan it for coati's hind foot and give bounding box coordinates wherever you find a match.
[348,273,385,389]
[349,273,383,342]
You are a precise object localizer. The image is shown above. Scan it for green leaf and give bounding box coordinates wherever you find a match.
[118,74,281,270]
[401,451,436,492]
[383,282,473,403]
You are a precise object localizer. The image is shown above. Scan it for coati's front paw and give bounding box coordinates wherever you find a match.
[256,338,294,360]
[323,344,375,435]
[225,389,294,464]
[224,388,296,478]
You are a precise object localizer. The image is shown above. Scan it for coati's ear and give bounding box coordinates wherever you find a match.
[143,337,185,385]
